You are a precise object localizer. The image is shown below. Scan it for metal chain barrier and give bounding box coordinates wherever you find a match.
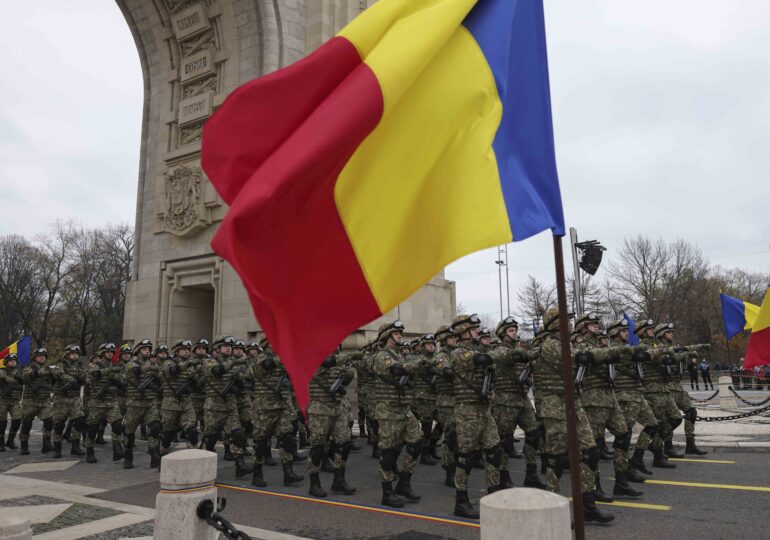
[197,498,251,539]
[728,386,770,407]
[696,402,770,422]
[690,389,719,403]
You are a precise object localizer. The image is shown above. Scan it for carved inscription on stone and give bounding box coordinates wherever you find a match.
[163,164,204,236]
[172,4,210,40]
[180,49,214,83]
[178,92,211,126]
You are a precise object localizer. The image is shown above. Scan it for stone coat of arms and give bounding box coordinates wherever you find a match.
[164,164,205,236]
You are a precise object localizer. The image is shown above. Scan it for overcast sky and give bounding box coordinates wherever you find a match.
[1,0,768,323]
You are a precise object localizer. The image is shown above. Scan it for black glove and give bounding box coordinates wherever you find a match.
[132,365,142,376]
[674,346,688,353]
[92,370,102,380]
[442,366,455,377]
[511,351,525,363]
[389,364,407,377]
[631,350,647,364]
[211,364,225,376]
[261,357,276,370]
[169,364,181,376]
[322,355,337,368]
[472,353,492,367]
[574,352,592,366]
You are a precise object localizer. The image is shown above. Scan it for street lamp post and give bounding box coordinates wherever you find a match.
[495,252,505,321]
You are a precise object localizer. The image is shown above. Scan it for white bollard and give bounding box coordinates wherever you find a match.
[154,449,219,540]
[719,376,738,411]
[481,488,571,540]
[0,517,32,540]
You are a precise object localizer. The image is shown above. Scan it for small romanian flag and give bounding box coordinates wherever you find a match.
[0,336,31,368]
[720,293,761,339]
[202,0,565,409]
[743,287,770,370]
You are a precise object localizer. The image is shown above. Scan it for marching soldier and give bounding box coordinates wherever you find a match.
[203,336,252,478]
[533,308,614,523]
[372,320,424,508]
[408,334,440,466]
[0,353,24,452]
[19,348,54,455]
[50,344,87,459]
[94,343,118,445]
[223,339,254,461]
[160,339,199,455]
[307,347,357,498]
[190,339,209,435]
[123,339,162,469]
[434,326,458,487]
[115,345,132,419]
[250,337,301,487]
[84,351,125,463]
[449,314,502,519]
[655,323,709,456]
[489,316,546,490]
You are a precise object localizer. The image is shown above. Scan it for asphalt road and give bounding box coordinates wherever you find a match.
[90,440,770,540]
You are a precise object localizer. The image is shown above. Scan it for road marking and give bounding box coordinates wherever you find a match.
[569,497,670,511]
[668,458,735,464]
[645,480,770,492]
[217,483,481,529]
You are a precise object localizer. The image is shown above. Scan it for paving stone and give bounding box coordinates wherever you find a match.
[31,502,122,535]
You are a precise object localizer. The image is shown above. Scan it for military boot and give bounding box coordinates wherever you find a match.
[223,444,235,461]
[264,451,277,466]
[299,429,310,449]
[685,436,707,455]
[428,440,441,461]
[6,421,19,449]
[540,453,548,475]
[139,424,148,441]
[498,469,514,489]
[626,466,647,483]
[453,490,479,519]
[652,449,676,469]
[112,440,124,461]
[394,472,421,502]
[583,491,614,523]
[321,457,336,473]
[331,468,356,495]
[70,440,85,457]
[19,440,29,456]
[664,440,684,458]
[308,472,327,498]
[95,427,107,445]
[0,436,5,452]
[595,474,613,503]
[235,455,253,478]
[371,442,380,459]
[444,464,456,487]
[283,462,303,485]
[381,482,404,508]
[630,448,652,475]
[523,463,547,489]
[150,446,161,468]
[86,447,98,464]
[420,446,439,465]
[53,441,62,459]
[251,464,267,487]
[613,471,642,498]
[598,437,614,461]
[123,447,134,469]
[41,436,52,453]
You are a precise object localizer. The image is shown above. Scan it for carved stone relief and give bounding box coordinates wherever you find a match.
[163,163,207,236]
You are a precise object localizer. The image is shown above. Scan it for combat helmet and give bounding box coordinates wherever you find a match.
[132,339,152,355]
[193,338,210,353]
[212,336,236,350]
[574,312,600,333]
[435,325,454,343]
[542,307,561,332]
[635,318,655,336]
[450,314,481,336]
[495,316,519,339]
[31,347,48,361]
[606,319,629,337]
[172,339,192,352]
[654,322,674,339]
[377,320,405,343]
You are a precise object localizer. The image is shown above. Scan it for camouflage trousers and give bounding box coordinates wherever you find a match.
[252,405,293,465]
[307,405,351,474]
[411,397,437,452]
[644,391,681,450]
[116,396,127,417]
[191,395,205,426]
[123,402,160,449]
[454,402,500,491]
[617,394,658,451]
[670,387,695,436]
[541,395,596,494]
[0,399,22,421]
[436,404,456,469]
[584,395,629,473]
[85,400,122,448]
[492,399,539,468]
[223,395,254,448]
[52,396,84,443]
[161,396,197,433]
[19,400,53,442]
[374,402,421,483]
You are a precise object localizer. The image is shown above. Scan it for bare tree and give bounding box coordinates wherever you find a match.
[516,275,556,325]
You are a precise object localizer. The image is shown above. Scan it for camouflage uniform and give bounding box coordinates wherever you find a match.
[49,348,87,457]
[358,345,380,456]
[407,337,440,465]
[19,352,54,453]
[0,357,23,451]
[160,341,198,453]
[84,357,124,461]
[189,343,208,431]
[250,344,301,487]
[489,325,544,489]
[306,353,357,497]
[434,327,457,486]
[122,341,162,469]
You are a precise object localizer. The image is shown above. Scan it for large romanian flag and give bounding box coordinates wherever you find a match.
[744,288,770,370]
[720,293,761,339]
[0,336,31,368]
[202,0,565,408]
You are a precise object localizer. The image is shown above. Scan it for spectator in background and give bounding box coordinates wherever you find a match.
[687,358,700,390]
[700,358,714,391]
[754,366,764,390]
